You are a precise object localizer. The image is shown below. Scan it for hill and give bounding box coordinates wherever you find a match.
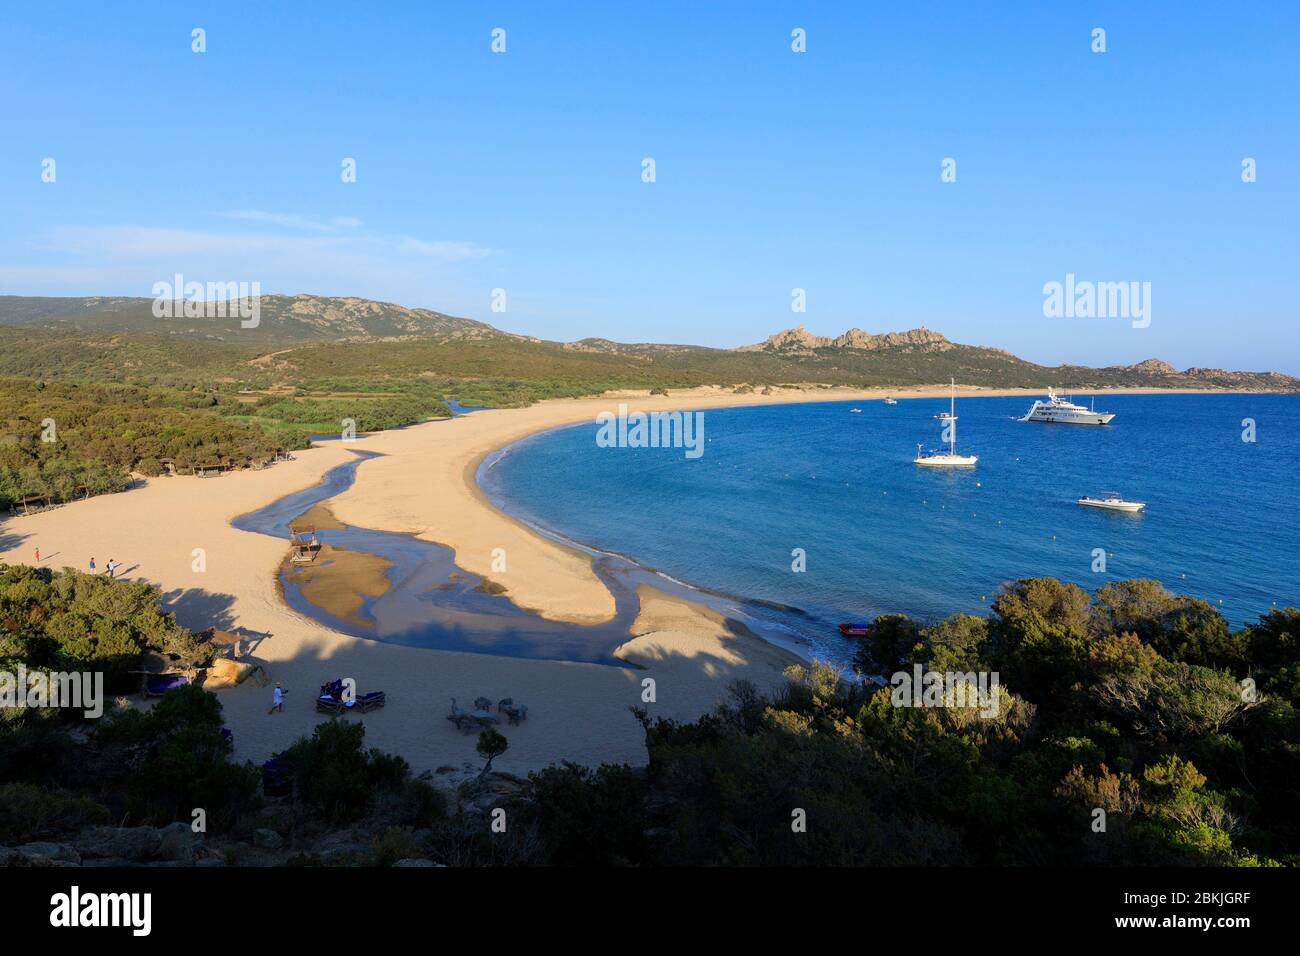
[0,296,1296,395]
[0,294,499,343]
[733,324,1300,393]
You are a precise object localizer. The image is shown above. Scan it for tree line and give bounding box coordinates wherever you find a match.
[0,378,303,509]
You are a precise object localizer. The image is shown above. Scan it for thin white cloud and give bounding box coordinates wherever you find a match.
[398,237,493,261]
[46,224,492,264]
[5,224,497,308]
[0,222,493,308]
[0,265,123,283]
[218,210,364,233]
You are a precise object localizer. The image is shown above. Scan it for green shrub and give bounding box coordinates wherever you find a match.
[368,825,425,867]
[0,782,109,842]
[281,719,414,825]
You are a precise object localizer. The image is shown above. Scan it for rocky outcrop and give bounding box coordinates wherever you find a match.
[14,842,81,865]
[0,823,206,867]
[1124,358,1179,376]
[832,327,951,351]
[200,657,258,690]
[737,324,950,354]
[157,822,203,862]
[253,828,284,850]
[317,843,368,865]
[75,825,163,861]
[1182,367,1299,388]
[562,338,698,355]
[1102,359,1300,390]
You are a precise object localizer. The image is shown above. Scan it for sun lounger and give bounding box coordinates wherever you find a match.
[316,695,346,714]
[357,691,386,712]
[146,675,190,697]
[446,713,475,733]
[503,703,529,725]
[473,696,492,711]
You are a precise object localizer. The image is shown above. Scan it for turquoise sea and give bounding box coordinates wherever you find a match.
[479,394,1300,665]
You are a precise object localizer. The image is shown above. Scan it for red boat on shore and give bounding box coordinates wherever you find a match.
[838,623,869,638]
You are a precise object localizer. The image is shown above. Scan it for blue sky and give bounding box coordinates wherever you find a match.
[2,2,1296,371]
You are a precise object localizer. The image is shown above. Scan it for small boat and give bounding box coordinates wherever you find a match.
[849,407,862,413]
[839,623,870,637]
[883,397,898,405]
[914,379,978,467]
[1078,492,1145,513]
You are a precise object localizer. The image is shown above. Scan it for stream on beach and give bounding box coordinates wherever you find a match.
[230,450,787,665]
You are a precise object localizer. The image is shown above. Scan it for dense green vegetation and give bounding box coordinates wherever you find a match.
[1,567,1295,865]
[278,719,422,825]
[0,378,308,509]
[505,578,1299,866]
[236,393,451,434]
[0,329,264,388]
[0,566,246,839]
[0,564,211,690]
[0,568,438,846]
[0,376,448,510]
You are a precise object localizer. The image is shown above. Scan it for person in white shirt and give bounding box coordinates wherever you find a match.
[269,682,286,714]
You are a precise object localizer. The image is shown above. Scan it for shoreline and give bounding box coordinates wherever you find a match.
[330,384,1269,627]
[0,385,1287,777]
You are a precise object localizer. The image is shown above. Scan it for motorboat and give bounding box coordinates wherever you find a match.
[1021,388,1115,425]
[1078,492,1145,513]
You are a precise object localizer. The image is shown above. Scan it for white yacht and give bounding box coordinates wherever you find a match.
[883,397,898,405]
[914,379,978,467]
[1078,492,1145,513]
[1020,388,1115,425]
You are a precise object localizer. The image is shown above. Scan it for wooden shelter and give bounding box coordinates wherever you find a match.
[10,494,53,516]
[198,626,247,659]
[288,526,321,564]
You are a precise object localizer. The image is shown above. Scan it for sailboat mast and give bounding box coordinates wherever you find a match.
[949,378,956,454]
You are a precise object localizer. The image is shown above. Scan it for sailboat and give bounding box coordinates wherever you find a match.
[914,379,978,468]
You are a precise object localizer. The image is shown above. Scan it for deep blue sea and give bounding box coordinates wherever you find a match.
[479,394,1300,665]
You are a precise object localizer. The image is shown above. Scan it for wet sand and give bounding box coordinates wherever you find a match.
[284,541,393,629]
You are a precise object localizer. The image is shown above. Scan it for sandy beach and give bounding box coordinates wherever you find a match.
[0,384,1245,777]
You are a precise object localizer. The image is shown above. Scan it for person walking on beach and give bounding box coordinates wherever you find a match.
[106,558,117,579]
[34,547,39,563]
[268,682,286,715]
[89,557,96,574]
